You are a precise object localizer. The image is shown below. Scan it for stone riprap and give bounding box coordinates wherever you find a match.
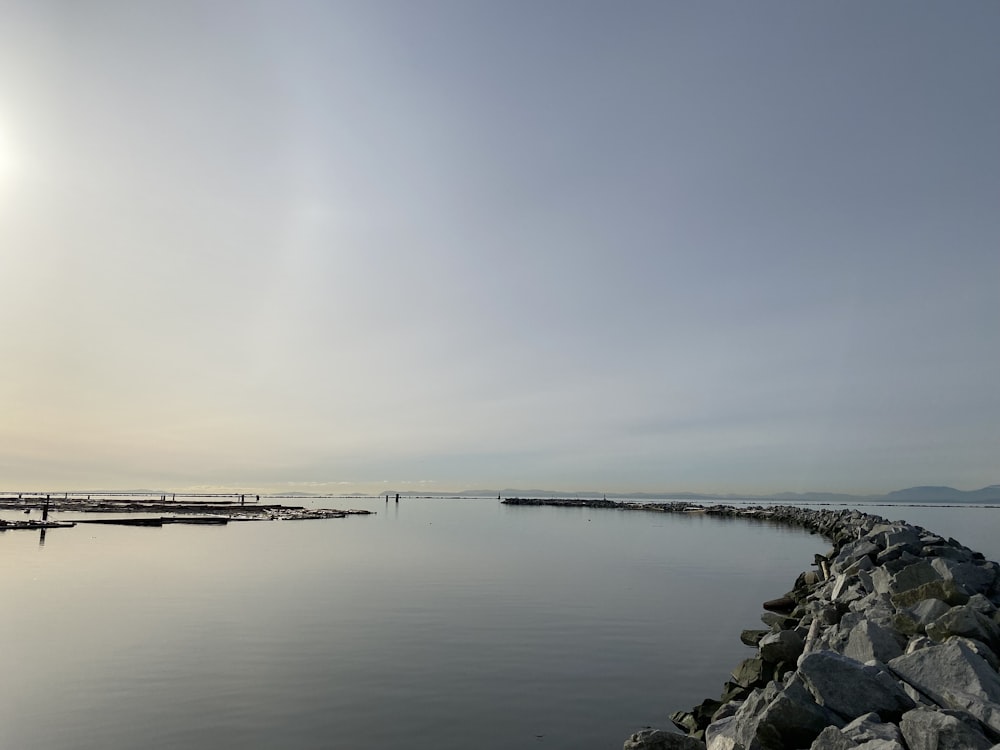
[501,499,1000,750]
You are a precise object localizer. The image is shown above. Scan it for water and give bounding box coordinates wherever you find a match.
[0,498,995,750]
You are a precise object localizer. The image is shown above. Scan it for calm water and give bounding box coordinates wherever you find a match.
[0,498,995,750]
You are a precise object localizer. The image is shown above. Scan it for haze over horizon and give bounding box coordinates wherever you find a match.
[2,2,997,497]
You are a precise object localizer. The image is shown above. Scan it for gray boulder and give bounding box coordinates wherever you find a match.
[624,728,707,750]
[950,636,1000,671]
[894,598,952,636]
[931,558,997,596]
[889,561,943,595]
[924,544,977,563]
[704,715,740,750]
[798,650,915,721]
[882,526,923,553]
[888,639,1000,708]
[723,677,843,750]
[891,579,970,608]
[899,707,993,750]
[969,593,998,616]
[741,629,770,647]
[809,726,857,749]
[841,712,904,744]
[759,629,804,664]
[833,539,881,574]
[926,603,1000,652]
[844,619,904,663]
[731,657,768,688]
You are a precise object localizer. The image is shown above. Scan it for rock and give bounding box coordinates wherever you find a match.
[882,526,923,553]
[969,593,998,616]
[844,619,904,663]
[845,554,876,576]
[899,707,994,750]
[832,539,880,574]
[906,635,935,654]
[810,726,857,749]
[925,544,977,563]
[832,575,867,605]
[720,681,750,703]
[760,612,797,629]
[795,570,822,589]
[888,561,943,596]
[704,715,740,750]
[936,691,1000,737]
[890,579,970,608]
[798,650,915,721]
[926,603,1000,652]
[731,657,768,688]
[624,728,707,750]
[931,558,998,596]
[692,699,723,728]
[894,598,952,636]
[711,699,743,723]
[670,710,699,735]
[841,712,903,744]
[725,676,843,750]
[888,639,1000,708]
[741,629,770,647]
[759,629,805,664]
[762,596,796,613]
[950,636,1000,671]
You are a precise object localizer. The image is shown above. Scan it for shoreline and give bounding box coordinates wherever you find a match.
[503,498,1000,750]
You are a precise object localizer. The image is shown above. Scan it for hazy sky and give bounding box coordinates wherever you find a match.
[1,1,997,495]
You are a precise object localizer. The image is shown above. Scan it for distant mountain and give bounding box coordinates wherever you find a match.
[881,485,1000,503]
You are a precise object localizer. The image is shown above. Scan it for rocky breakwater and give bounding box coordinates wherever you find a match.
[625,505,1000,750]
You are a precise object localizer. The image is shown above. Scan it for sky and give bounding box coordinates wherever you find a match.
[0,1,997,496]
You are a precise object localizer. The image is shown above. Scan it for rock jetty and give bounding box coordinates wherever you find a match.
[502,499,1000,750]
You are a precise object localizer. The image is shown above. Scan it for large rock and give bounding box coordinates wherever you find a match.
[931,558,998,596]
[841,712,904,744]
[759,629,804,664]
[899,707,994,750]
[704,715,742,750]
[888,561,944,595]
[798,650,915,721]
[926,603,1000,652]
[894,598,952,636]
[714,677,843,750]
[624,729,707,750]
[731,657,769,688]
[891,579,971,608]
[741,629,770,647]
[844,619,904,663]
[809,726,857,749]
[881,526,923,553]
[832,539,881,574]
[888,640,1000,708]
